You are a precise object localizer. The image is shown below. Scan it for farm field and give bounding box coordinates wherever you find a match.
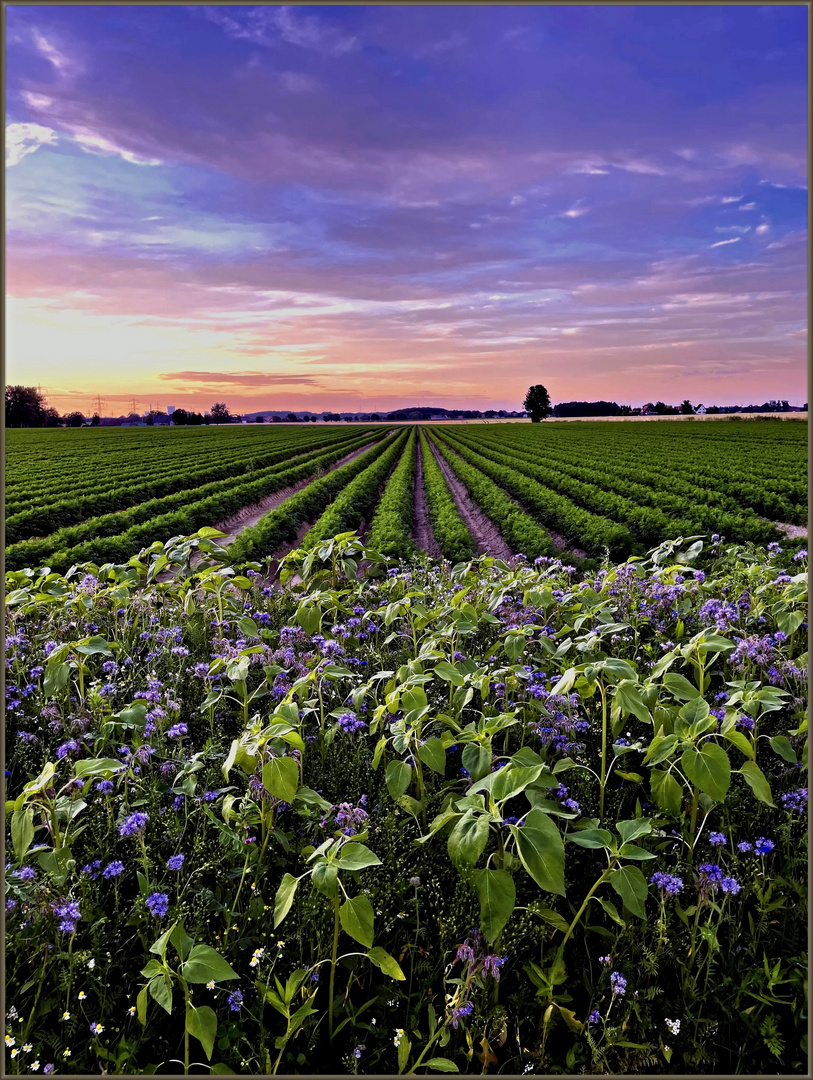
[6,419,807,573]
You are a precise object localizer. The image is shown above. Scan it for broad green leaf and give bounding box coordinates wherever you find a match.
[650,768,683,816]
[424,1060,459,1072]
[74,758,124,779]
[148,975,173,1014]
[662,672,702,701]
[311,861,339,899]
[769,736,796,764]
[181,945,239,984]
[169,922,195,963]
[491,765,545,802]
[186,1004,218,1060]
[721,728,755,761]
[136,984,149,1026]
[617,843,656,861]
[776,610,804,637]
[681,743,731,803]
[678,697,710,726]
[643,734,678,766]
[613,680,651,723]
[43,661,70,698]
[385,760,412,800]
[448,810,490,868]
[595,896,625,927]
[418,737,447,776]
[472,868,516,943]
[615,818,652,845]
[337,843,382,871]
[339,894,375,949]
[11,808,34,861]
[366,947,406,981]
[75,636,114,656]
[528,901,569,933]
[510,809,565,896]
[274,873,299,928]
[608,865,648,919]
[461,743,491,781]
[262,757,299,803]
[434,661,465,686]
[739,761,775,807]
[567,828,614,850]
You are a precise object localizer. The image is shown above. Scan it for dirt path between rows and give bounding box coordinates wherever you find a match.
[412,445,443,559]
[211,439,380,546]
[425,436,515,561]
[428,434,588,562]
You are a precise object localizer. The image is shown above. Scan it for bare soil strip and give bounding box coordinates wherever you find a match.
[411,446,442,559]
[426,438,515,561]
[776,522,808,540]
[429,436,588,562]
[211,439,380,546]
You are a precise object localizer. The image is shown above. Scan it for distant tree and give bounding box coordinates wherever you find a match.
[254,414,265,422]
[171,408,188,425]
[145,413,154,426]
[680,399,694,415]
[523,385,552,422]
[370,413,381,422]
[210,402,231,424]
[64,411,85,427]
[203,413,211,425]
[5,385,48,427]
[44,406,60,427]
[287,412,299,422]
[706,405,720,414]
[126,412,141,423]
[91,413,101,427]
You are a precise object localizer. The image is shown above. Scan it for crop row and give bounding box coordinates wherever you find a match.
[365,429,418,560]
[418,430,476,564]
[431,429,632,558]
[426,431,558,560]
[227,431,403,564]
[7,428,362,521]
[7,429,377,543]
[445,429,781,547]
[4,432,381,573]
[303,430,412,548]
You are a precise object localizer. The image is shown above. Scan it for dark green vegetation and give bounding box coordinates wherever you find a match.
[4,531,808,1074]
[6,420,805,575]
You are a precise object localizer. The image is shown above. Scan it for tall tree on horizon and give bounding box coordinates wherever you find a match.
[523,384,553,423]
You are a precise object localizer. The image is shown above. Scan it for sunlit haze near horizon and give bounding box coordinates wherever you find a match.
[5,4,809,416]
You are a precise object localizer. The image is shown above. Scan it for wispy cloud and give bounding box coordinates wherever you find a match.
[31,29,73,72]
[159,370,322,386]
[5,122,58,166]
[709,237,743,248]
[203,5,356,56]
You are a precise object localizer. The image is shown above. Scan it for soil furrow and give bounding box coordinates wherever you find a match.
[426,437,515,561]
[411,443,443,559]
[211,439,381,545]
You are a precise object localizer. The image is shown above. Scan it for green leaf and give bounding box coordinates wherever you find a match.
[181,945,239,984]
[472,868,516,943]
[769,736,796,764]
[643,734,678,766]
[148,976,173,1015]
[74,758,124,779]
[312,861,339,898]
[11,808,34,861]
[424,1059,459,1073]
[418,737,447,776]
[434,661,465,686]
[339,894,375,949]
[169,922,195,963]
[186,1004,218,1061]
[617,843,656,861]
[613,680,651,723]
[461,743,491,781]
[662,672,702,701]
[74,636,114,656]
[738,761,775,807]
[650,768,683,816]
[274,873,300,927]
[528,902,569,933]
[615,818,652,845]
[567,827,614,850]
[43,661,70,699]
[366,947,406,981]
[595,896,625,927]
[608,864,648,919]
[490,765,545,802]
[678,697,710,726]
[776,610,804,637]
[510,809,565,896]
[137,984,149,1026]
[681,743,731,803]
[337,843,382,871]
[721,728,755,761]
[448,810,490,868]
[262,757,299,803]
[385,760,412,800]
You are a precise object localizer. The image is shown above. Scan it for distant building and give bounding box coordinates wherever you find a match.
[167,405,175,415]
[695,404,707,414]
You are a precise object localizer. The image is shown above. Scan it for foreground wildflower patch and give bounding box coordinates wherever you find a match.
[4,532,808,1073]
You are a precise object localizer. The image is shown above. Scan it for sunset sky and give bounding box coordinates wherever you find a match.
[5,4,808,416]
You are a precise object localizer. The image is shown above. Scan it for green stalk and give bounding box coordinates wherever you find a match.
[329,894,340,1042]
[184,983,191,1075]
[554,867,612,970]
[598,681,608,822]
[687,786,700,874]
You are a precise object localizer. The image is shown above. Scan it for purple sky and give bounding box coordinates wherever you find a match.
[5,4,808,414]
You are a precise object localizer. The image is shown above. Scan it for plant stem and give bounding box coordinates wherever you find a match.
[598,681,608,822]
[687,786,700,874]
[329,893,340,1042]
[184,984,190,1075]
